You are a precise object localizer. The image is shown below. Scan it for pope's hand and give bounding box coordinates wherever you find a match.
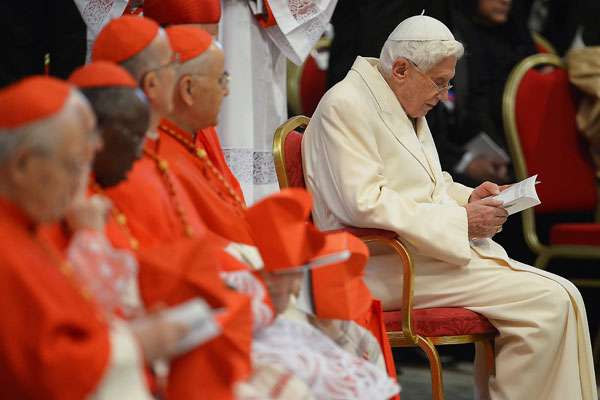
[465,197,508,240]
[469,181,502,202]
[130,311,189,362]
[65,194,112,232]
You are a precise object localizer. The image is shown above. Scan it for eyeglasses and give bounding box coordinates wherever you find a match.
[407,59,453,94]
[190,70,230,90]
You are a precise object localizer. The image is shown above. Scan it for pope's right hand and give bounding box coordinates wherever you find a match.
[130,312,189,362]
[464,197,508,240]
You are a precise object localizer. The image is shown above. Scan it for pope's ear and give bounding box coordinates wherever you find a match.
[177,75,194,106]
[391,58,410,82]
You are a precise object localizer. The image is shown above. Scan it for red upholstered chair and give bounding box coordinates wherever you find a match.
[273,116,498,400]
[502,53,600,276]
[287,38,330,117]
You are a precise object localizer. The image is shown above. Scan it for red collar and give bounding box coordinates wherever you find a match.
[0,195,37,231]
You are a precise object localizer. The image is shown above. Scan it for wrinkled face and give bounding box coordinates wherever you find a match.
[189,47,229,128]
[478,0,511,25]
[389,56,456,118]
[13,98,101,223]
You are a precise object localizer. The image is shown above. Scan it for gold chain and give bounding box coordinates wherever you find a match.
[159,124,246,210]
[143,148,195,238]
[91,183,139,251]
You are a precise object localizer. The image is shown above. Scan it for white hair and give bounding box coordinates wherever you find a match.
[379,39,464,76]
[0,90,90,166]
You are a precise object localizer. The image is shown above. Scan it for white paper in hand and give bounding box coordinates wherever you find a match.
[492,175,541,215]
[162,298,222,356]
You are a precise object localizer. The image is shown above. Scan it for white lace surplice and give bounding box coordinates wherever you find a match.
[253,317,399,400]
[73,0,129,61]
[221,270,399,400]
[264,0,338,65]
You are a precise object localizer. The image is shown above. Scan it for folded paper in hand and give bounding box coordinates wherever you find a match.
[492,175,541,215]
[163,298,222,356]
[466,132,510,163]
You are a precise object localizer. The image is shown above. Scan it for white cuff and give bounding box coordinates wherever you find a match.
[90,320,151,400]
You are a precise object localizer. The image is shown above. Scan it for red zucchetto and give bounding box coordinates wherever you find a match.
[143,0,221,25]
[0,76,71,129]
[165,26,212,63]
[69,62,138,89]
[92,16,160,63]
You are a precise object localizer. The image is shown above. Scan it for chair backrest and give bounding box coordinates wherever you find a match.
[503,53,597,215]
[532,32,558,55]
[287,38,330,116]
[273,116,311,189]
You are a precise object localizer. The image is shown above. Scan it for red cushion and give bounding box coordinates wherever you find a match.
[384,308,497,337]
[550,222,600,246]
[300,55,327,116]
[515,67,597,214]
[283,130,306,188]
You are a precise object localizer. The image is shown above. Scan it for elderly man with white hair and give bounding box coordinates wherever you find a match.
[302,15,597,400]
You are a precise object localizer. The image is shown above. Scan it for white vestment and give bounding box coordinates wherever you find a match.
[219,0,336,204]
[302,56,597,400]
[73,0,129,62]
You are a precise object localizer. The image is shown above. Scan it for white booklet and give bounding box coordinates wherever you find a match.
[162,298,222,356]
[466,132,511,163]
[492,175,541,215]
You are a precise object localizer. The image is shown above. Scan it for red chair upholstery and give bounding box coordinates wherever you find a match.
[274,116,498,400]
[283,130,306,188]
[550,223,600,246]
[384,308,496,338]
[299,55,327,116]
[503,53,600,266]
[287,38,330,116]
[514,67,597,214]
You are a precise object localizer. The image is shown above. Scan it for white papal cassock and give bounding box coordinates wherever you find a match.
[302,56,597,400]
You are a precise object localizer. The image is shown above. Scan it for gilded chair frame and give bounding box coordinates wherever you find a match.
[502,53,600,274]
[532,32,558,55]
[273,115,496,400]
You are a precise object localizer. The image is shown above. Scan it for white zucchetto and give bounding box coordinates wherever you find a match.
[387,15,455,42]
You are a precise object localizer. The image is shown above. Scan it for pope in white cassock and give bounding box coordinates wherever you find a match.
[302,15,597,400]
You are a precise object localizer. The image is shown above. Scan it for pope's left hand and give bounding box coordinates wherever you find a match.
[469,181,511,203]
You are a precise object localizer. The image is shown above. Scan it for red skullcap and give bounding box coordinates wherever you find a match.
[0,76,71,129]
[245,188,326,272]
[144,0,221,25]
[69,61,137,89]
[92,16,160,63]
[165,26,212,63]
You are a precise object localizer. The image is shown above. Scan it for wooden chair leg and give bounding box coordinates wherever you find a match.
[473,340,495,400]
[416,336,444,400]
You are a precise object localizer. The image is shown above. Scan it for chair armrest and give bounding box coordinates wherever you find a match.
[325,226,418,343]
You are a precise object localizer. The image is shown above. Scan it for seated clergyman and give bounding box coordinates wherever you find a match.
[302,15,597,400]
